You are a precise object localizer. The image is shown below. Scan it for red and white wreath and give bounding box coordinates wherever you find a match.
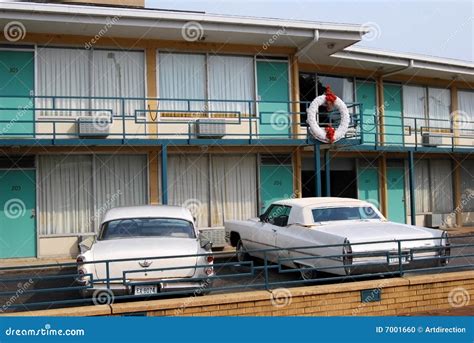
[306,86,350,143]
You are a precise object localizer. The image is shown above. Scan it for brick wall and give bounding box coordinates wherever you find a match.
[8,271,474,316]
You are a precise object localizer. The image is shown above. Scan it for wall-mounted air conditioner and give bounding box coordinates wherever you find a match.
[77,116,111,138]
[425,213,443,228]
[195,119,226,138]
[421,132,442,147]
[198,226,226,248]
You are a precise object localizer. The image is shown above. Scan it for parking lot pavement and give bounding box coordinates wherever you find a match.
[0,234,473,313]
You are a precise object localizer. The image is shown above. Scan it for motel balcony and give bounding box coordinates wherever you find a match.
[0,95,472,152]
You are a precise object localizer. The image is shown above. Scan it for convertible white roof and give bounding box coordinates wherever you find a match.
[101,205,194,224]
[274,197,384,225]
[275,197,372,209]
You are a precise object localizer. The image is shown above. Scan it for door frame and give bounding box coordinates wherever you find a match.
[0,167,37,258]
[255,58,291,137]
[386,160,408,224]
[382,82,405,146]
[0,48,36,137]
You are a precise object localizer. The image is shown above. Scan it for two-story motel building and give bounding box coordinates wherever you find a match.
[0,0,472,259]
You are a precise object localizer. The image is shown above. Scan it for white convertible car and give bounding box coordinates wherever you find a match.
[77,205,214,296]
[225,198,450,279]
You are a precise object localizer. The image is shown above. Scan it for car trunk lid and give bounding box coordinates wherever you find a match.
[91,237,199,282]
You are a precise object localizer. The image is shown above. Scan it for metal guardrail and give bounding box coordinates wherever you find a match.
[0,234,472,312]
[0,95,472,150]
[0,95,363,144]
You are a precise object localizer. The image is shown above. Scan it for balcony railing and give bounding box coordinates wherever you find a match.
[0,95,472,150]
[0,95,362,145]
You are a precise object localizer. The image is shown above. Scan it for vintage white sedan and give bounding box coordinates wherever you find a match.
[77,205,214,296]
[225,197,450,279]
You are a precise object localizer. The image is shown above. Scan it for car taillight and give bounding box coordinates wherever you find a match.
[440,231,450,266]
[76,256,84,264]
[205,267,213,276]
[207,255,214,263]
[342,239,353,275]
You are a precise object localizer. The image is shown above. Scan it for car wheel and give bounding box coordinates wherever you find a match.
[298,264,317,281]
[236,239,250,263]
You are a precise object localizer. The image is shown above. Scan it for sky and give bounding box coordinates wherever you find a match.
[146,0,474,62]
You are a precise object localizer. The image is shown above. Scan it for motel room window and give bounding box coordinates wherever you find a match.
[299,73,354,126]
[405,159,454,216]
[36,47,145,117]
[158,53,206,115]
[158,52,255,118]
[460,159,474,224]
[167,154,258,228]
[402,85,451,130]
[458,90,474,133]
[38,155,148,235]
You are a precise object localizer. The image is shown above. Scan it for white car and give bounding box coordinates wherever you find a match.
[225,197,449,279]
[77,205,214,296]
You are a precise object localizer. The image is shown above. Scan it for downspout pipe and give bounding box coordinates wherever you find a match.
[296,29,319,58]
[381,59,415,78]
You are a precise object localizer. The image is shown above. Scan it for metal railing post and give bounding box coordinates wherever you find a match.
[263,251,269,290]
[314,142,322,197]
[106,261,110,290]
[408,151,416,225]
[397,240,404,276]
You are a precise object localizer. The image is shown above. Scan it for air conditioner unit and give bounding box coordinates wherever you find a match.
[198,227,226,248]
[195,119,226,138]
[421,132,442,147]
[425,213,443,228]
[77,116,110,138]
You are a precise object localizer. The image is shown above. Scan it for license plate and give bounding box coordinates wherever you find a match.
[389,256,408,265]
[134,285,158,295]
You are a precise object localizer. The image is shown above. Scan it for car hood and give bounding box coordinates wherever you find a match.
[315,220,442,251]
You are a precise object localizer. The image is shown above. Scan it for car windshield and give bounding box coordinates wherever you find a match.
[312,206,381,223]
[99,218,195,240]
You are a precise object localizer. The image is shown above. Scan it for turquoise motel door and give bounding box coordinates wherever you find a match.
[357,167,380,210]
[356,81,377,145]
[0,50,35,137]
[383,84,404,146]
[256,61,290,137]
[387,167,407,223]
[259,164,294,213]
[0,170,36,258]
